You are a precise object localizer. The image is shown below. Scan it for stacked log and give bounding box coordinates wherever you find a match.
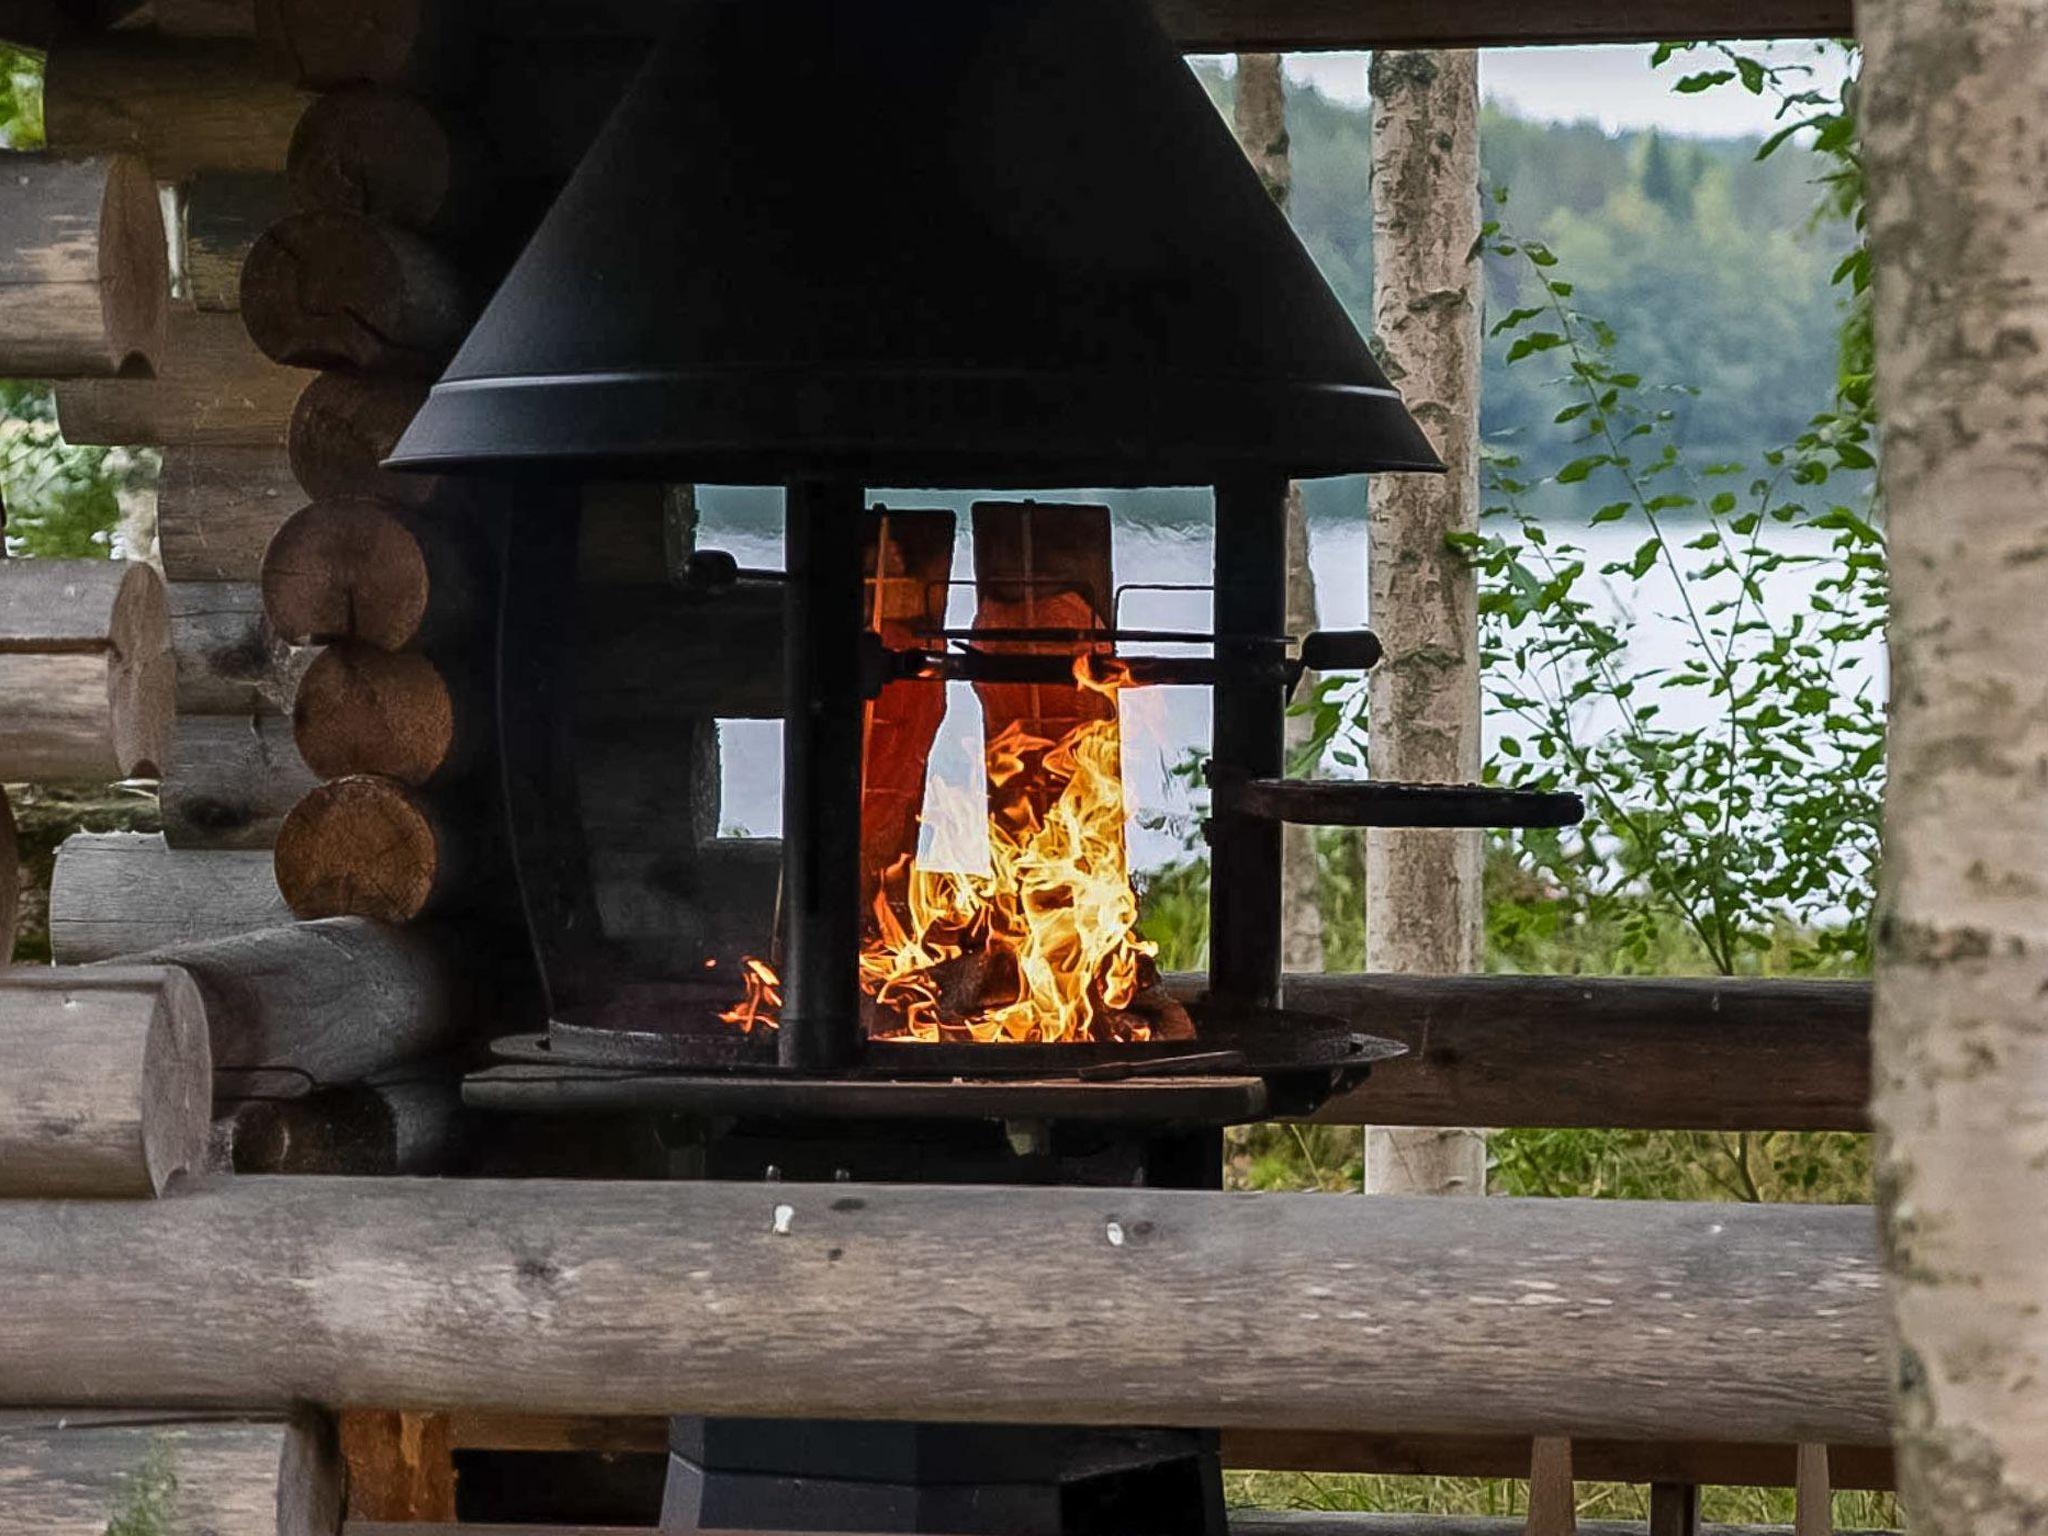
[0,966,211,1197]
[0,154,168,379]
[0,560,174,784]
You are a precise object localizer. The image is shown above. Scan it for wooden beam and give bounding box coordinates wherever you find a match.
[55,307,312,447]
[0,965,210,1197]
[0,154,167,379]
[478,0,1853,49]
[49,831,289,962]
[0,1409,343,1536]
[1198,972,1872,1132]
[169,579,311,717]
[0,1180,1889,1445]
[158,445,302,582]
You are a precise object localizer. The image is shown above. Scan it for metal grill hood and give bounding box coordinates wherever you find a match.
[387,0,1442,486]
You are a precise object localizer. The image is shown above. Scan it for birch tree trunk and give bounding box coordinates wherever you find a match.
[1364,50,1485,1196]
[1234,51,1325,973]
[1861,3,2048,1527]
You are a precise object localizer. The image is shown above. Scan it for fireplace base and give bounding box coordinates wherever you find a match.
[660,1419,1225,1536]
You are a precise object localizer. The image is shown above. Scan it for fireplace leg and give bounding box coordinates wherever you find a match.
[1208,472,1289,1008]
[780,480,868,1071]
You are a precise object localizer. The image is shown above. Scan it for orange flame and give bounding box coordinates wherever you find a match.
[860,654,1158,1044]
[718,956,782,1033]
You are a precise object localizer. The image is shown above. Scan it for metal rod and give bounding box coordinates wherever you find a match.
[1207,473,1289,1007]
[779,480,867,1071]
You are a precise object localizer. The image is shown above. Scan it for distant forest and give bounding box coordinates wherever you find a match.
[1197,65,1857,498]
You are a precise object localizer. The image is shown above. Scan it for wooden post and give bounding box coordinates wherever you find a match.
[0,966,212,1197]
[1861,0,2048,1526]
[1363,48,1485,1197]
[0,155,167,379]
[0,1181,1891,1441]
[0,1409,343,1536]
[1793,1444,1832,1536]
[1648,1483,1700,1536]
[1232,52,1323,973]
[338,1410,457,1523]
[0,559,174,783]
[1525,1436,1576,1536]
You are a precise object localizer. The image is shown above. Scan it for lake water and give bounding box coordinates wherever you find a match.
[697,488,1884,874]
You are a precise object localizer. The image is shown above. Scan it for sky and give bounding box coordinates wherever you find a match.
[1199,42,1853,139]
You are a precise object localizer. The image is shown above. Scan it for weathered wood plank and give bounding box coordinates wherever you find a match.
[0,1410,342,1536]
[0,1181,1889,1446]
[49,831,290,962]
[0,965,211,1197]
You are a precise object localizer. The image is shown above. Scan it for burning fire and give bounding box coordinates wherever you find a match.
[725,655,1183,1045]
[719,956,782,1034]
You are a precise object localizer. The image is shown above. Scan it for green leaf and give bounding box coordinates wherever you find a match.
[1674,69,1735,93]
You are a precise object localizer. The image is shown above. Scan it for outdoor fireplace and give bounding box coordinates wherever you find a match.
[385,0,1580,1528]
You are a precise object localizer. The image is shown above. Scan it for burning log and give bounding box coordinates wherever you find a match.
[51,833,291,962]
[0,1410,342,1536]
[240,211,470,377]
[288,372,442,509]
[158,445,302,582]
[289,88,495,242]
[0,1180,1889,1447]
[262,498,479,651]
[169,579,311,717]
[42,35,312,179]
[184,170,290,312]
[54,307,312,446]
[0,559,174,783]
[0,154,167,379]
[161,713,319,850]
[293,643,476,787]
[274,774,457,923]
[0,965,211,1198]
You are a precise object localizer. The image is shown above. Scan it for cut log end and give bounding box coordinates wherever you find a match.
[275,774,444,922]
[0,560,173,782]
[261,497,434,649]
[288,371,440,508]
[240,210,469,376]
[288,87,491,240]
[293,643,458,786]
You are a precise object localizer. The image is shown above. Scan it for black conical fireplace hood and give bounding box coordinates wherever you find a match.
[388,0,1441,486]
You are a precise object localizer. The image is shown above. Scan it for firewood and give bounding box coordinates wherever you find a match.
[261,497,478,650]
[157,444,301,581]
[223,1078,466,1175]
[255,0,477,93]
[55,306,312,447]
[43,35,313,180]
[0,965,211,1197]
[288,87,494,241]
[273,774,455,922]
[0,559,173,782]
[0,1409,343,1536]
[141,917,483,1098]
[0,1181,1889,1447]
[241,211,470,376]
[293,642,476,787]
[50,831,290,963]
[0,785,17,962]
[169,579,311,717]
[0,154,167,379]
[288,371,441,509]
[161,713,319,849]
[183,169,288,311]
[859,508,953,918]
